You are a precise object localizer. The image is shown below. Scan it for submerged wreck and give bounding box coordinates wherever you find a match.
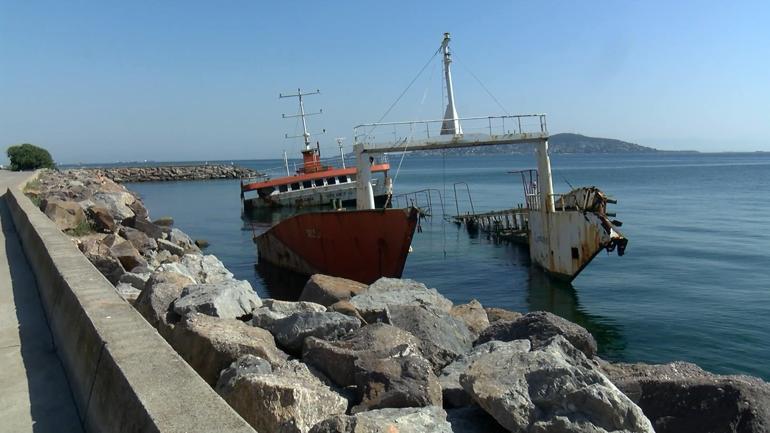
[256,33,627,282]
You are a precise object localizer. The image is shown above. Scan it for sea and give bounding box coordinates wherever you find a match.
[123,152,770,380]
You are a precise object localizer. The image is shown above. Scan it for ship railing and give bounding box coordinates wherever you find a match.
[353,114,547,150]
[391,188,446,219]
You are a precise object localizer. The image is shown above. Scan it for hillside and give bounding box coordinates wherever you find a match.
[413,133,660,155]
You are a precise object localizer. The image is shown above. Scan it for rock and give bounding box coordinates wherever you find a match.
[170,228,199,253]
[44,200,87,231]
[438,341,511,408]
[327,300,367,325]
[173,280,261,320]
[146,266,196,288]
[128,199,149,220]
[601,361,770,433]
[109,240,147,271]
[483,307,522,323]
[476,311,598,358]
[118,271,150,290]
[167,313,287,385]
[303,323,422,387]
[194,239,209,248]
[352,354,442,412]
[450,300,490,338]
[119,226,157,255]
[84,249,125,284]
[460,336,654,433]
[114,282,141,304]
[299,274,367,307]
[153,216,174,227]
[218,360,348,433]
[86,206,116,233]
[132,218,165,239]
[445,406,508,433]
[134,270,195,328]
[256,311,361,355]
[388,305,473,372]
[310,407,452,433]
[179,254,233,284]
[215,354,273,394]
[351,278,453,323]
[251,299,327,327]
[92,191,136,221]
[157,238,185,256]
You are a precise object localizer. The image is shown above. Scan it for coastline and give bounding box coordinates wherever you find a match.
[21,168,770,433]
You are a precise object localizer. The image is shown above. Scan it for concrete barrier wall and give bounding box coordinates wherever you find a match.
[5,184,255,433]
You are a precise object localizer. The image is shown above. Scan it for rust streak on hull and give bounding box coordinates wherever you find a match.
[255,208,419,284]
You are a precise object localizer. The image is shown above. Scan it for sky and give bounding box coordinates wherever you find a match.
[1,1,769,164]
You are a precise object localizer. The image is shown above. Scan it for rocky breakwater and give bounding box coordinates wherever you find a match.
[25,168,770,433]
[86,164,259,183]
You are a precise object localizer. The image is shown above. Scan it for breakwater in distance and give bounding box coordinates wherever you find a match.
[22,168,770,433]
[82,164,259,183]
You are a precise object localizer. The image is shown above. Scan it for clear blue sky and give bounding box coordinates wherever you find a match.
[2,0,769,164]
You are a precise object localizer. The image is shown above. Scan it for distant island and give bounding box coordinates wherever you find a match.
[413,133,688,156]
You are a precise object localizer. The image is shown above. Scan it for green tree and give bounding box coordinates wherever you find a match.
[6,143,55,171]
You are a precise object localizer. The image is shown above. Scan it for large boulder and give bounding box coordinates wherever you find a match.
[299,274,367,307]
[438,340,511,408]
[484,307,522,323]
[132,218,165,240]
[215,354,274,394]
[476,311,598,358]
[450,300,490,338]
[310,407,452,433]
[350,278,453,323]
[92,191,136,221]
[253,299,327,323]
[134,270,196,329]
[352,354,442,413]
[445,406,508,433]
[157,238,185,256]
[150,263,197,286]
[303,323,422,387]
[83,247,125,284]
[172,280,261,320]
[44,199,87,231]
[218,360,348,433]
[388,304,473,372]
[118,271,150,290]
[167,313,287,385]
[601,361,770,433]
[460,336,654,433]
[109,240,148,272]
[86,206,116,233]
[119,226,157,255]
[179,254,234,284]
[254,311,361,355]
[169,228,200,253]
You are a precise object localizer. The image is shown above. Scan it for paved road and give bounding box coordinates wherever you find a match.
[0,170,83,433]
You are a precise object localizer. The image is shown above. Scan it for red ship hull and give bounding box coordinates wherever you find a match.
[255,207,419,284]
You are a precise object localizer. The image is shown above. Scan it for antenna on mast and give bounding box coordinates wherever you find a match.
[440,33,463,136]
[280,88,323,150]
[336,137,346,168]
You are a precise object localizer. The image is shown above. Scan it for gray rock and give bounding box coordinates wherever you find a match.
[303,323,422,387]
[450,300,490,338]
[388,304,473,372]
[44,199,87,231]
[484,307,522,323]
[170,227,199,253]
[92,191,136,221]
[179,253,234,284]
[352,354,442,413]
[153,216,174,227]
[215,354,273,395]
[86,205,116,233]
[601,361,770,433]
[194,238,210,248]
[109,240,148,272]
[83,249,125,285]
[134,270,195,329]
[167,313,287,385]
[476,311,598,358]
[119,226,157,254]
[299,274,367,307]
[310,407,452,433]
[251,299,327,328]
[219,360,348,433]
[351,277,453,323]
[439,340,513,408]
[132,218,165,239]
[118,271,151,290]
[150,263,197,286]
[114,282,141,304]
[326,300,367,325]
[257,311,361,355]
[157,238,185,256]
[173,280,261,319]
[460,336,654,433]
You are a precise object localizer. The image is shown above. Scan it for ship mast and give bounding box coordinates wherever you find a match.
[440,33,463,136]
[280,88,322,151]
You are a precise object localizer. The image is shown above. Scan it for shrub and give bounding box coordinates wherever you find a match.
[6,143,55,171]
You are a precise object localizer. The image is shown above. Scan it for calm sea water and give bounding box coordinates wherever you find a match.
[127,153,770,380]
